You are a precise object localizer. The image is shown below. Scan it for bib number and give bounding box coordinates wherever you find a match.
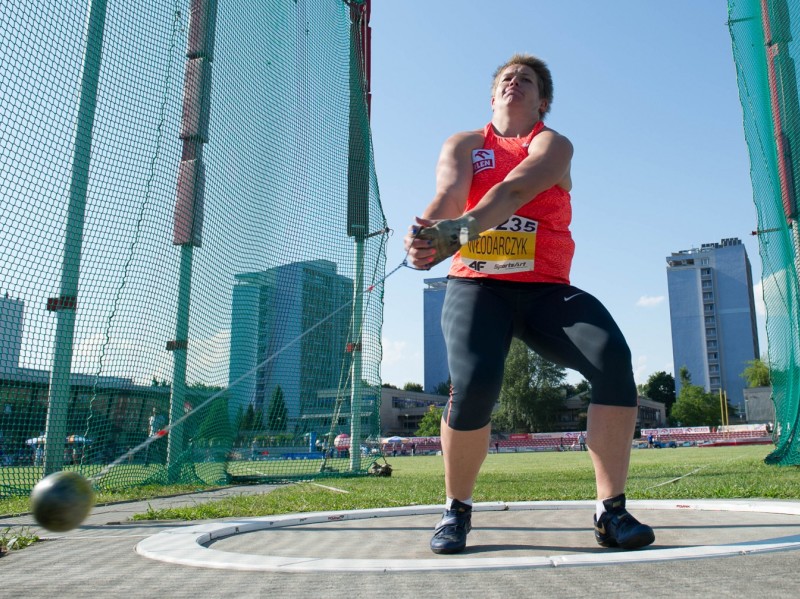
[459,215,537,274]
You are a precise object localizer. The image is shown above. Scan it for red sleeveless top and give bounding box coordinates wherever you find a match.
[447,122,574,284]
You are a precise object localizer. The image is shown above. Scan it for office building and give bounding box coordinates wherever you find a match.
[423,277,449,393]
[666,238,759,419]
[0,292,23,375]
[229,260,353,430]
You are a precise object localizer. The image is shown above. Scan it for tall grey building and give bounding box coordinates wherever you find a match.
[0,292,23,375]
[666,238,759,419]
[229,260,353,430]
[423,277,449,393]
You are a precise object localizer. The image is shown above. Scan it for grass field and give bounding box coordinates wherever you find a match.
[134,445,800,521]
[2,445,798,521]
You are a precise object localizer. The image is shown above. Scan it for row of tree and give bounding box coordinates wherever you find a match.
[171,353,771,443]
[410,343,771,436]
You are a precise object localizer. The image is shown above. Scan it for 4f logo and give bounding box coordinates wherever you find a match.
[472,149,495,174]
[468,260,486,271]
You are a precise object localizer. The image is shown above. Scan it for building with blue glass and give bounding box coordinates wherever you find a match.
[0,292,23,375]
[666,238,759,420]
[423,277,449,393]
[229,260,354,431]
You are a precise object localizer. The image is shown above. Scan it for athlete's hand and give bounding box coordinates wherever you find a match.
[404,215,480,270]
[404,217,438,269]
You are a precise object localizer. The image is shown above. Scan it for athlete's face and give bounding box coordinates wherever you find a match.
[491,64,547,117]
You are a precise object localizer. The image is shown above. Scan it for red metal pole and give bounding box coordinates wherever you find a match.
[357,0,372,118]
[761,0,795,222]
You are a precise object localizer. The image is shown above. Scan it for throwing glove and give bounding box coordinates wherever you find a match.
[415,215,480,268]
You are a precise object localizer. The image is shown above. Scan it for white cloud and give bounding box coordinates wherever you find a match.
[633,355,649,384]
[753,279,766,317]
[186,329,231,387]
[380,337,413,366]
[70,329,232,387]
[380,336,423,387]
[636,295,665,308]
[72,332,154,382]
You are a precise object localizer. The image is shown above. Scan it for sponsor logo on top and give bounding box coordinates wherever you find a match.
[472,149,495,174]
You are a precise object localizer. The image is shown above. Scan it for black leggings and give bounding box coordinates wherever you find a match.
[441,278,637,431]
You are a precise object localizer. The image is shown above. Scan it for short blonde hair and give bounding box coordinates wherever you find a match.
[491,53,553,118]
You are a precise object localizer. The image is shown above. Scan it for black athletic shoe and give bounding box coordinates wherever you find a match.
[430,499,472,554]
[593,494,655,550]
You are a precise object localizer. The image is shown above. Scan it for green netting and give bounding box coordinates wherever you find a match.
[0,0,386,496]
[728,0,800,465]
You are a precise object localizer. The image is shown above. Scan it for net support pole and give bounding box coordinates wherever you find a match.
[346,0,371,472]
[166,0,218,479]
[762,0,800,278]
[349,235,365,472]
[166,245,193,478]
[44,0,108,476]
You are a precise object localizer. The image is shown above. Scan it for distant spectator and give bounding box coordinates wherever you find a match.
[146,407,166,465]
[148,407,166,437]
[578,432,587,451]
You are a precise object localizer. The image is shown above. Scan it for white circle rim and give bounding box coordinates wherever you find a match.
[135,499,800,572]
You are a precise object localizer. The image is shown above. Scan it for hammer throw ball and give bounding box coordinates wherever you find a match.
[30,471,95,532]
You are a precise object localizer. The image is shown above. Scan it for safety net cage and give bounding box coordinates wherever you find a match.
[728,0,800,465]
[0,0,387,496]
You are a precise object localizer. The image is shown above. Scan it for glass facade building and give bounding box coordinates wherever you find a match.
[423,277,449,393]
[229,260,353,430]
[666,238,759,419]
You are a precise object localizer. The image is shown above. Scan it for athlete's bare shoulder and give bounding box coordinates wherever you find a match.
[534,125,573,191]
[537,124,572,147]
[443,129,485,152]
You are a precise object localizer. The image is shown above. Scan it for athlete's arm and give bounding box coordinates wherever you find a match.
[466,129,573,232]
[405,130,482,268]
[422,130,483,220]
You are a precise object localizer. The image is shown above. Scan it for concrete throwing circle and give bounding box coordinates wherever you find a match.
[136,500,800,572]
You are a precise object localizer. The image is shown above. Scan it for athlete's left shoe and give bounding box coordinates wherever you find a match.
[593,494,655,550]
[430,499,472,554]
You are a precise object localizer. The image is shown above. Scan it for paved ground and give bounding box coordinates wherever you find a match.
[3,486,800,598]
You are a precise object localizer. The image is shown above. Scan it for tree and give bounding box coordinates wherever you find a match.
[574,379,590,394]
[678,365,690,386]
[239,403,262,432]
[189,382,223,391]
[494,339,567,433]
[741,357,770,388]
[266,385,288,431]
[403,382,423,392]
[415,404,443,436]
[642,371,676,416]
[670,381,731,426]
[433,378,451,396]
[196,397,233,446]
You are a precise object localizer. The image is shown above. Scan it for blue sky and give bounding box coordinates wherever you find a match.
[0,0,763,393]
[368,0,765,387]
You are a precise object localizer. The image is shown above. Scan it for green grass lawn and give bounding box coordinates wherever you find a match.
[2,445,798,521]
[134,445,800,521]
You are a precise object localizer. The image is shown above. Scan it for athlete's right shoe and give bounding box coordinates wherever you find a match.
[430,499,472,554]
[593,494,655,550]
